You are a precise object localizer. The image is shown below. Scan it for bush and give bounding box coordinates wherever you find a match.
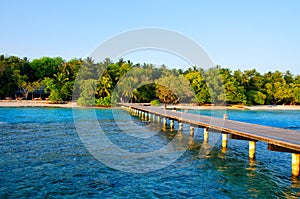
[95,96,111,107]
[48,89,63,103]
[150,99,160,106]
[77,79,97,106]
[246,90,266,105]
[77,90,95,106]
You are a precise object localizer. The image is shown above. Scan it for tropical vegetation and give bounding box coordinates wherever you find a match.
[1,54,300,106]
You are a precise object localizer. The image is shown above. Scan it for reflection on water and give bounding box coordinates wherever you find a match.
[247,158,257,171]
[1,107,300,198]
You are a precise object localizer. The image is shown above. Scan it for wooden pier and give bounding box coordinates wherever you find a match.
[120,103,300,177]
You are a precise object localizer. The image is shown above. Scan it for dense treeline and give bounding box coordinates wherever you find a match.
[0,54,299,106]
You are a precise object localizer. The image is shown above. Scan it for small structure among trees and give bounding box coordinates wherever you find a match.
[28,87,50,100]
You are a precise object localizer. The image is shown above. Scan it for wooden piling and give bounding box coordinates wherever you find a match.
[292,153,300,177]
[190,126,194,136]
[204,127,209,142]
[222,133,228,148]
[170,120,174,130]
[224,114,228,120]
[163,118,167,128]
[178,123,183,131]
[249,141,256,159]
[141,112,145,120]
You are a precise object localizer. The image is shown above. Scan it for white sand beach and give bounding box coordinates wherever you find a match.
[1,100,300,110]
[0,100,78,108]
[243,105,300,110]
[162,104,300,110]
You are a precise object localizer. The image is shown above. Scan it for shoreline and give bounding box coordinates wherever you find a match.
[242,105,300,110]
[167,104,300,110]
[1,100,300,110]
[0,100,78,108]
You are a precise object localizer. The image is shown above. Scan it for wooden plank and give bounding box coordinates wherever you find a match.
[268,144,300,154]
[230,134,257,141]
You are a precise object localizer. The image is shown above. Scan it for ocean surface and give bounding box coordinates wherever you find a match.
[1,107,300,198]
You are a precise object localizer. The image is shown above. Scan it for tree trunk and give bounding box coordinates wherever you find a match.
[164,103,167,110]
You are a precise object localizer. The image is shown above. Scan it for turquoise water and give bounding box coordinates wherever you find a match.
[1,107,300,198]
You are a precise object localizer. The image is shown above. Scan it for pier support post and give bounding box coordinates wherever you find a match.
[222,133,228,148]
[204,127,209,142]
[170,120,174,130]
[223,114,228,120]
[157,115,161,123]
[163,118,167,128]
[249,141,256,159]
[142,112,145,120]
[153,114,156,121]
[178,123,183,131]
[190,126,194,136]
[292,153,300,177]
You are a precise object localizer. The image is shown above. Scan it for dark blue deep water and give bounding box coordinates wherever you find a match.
[1,107,300,198]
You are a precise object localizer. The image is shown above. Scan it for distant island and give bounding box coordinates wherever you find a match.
[0,54,299,107]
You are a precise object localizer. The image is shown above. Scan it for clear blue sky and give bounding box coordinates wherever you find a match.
[1,0,300,74]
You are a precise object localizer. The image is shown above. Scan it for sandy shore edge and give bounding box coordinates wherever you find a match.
[167,104,300,110]
[0,100,77,108]
[1,100,300,110]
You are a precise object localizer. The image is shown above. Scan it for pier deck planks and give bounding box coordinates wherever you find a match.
[121,103,300,152]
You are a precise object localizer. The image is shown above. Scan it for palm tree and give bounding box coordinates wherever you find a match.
[96,72,112,98]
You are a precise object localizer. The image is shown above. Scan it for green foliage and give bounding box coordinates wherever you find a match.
[155,85,177,105]
[135,84,156,102]
[289,82,300,105]
[48,89,63,102]
[96,71,112,98]
[203,68,226,103]
[150,99,160,106]
[195,88,210,105]
[95,96,111,107]
[77,79,97,106]
[30,57,64,80]
[42,72,72,103]
[293,86,300,104]
[155,74,194,105]
[246,90,266,105]
[1,54,300,106]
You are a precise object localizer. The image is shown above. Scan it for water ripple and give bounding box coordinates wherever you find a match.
[1,107,300,198]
